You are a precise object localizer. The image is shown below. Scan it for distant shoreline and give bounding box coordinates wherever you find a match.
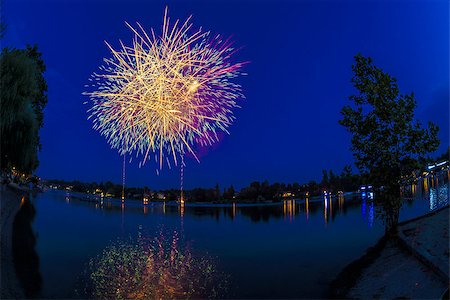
[52,188,358,206]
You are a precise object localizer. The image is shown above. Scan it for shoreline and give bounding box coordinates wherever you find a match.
[0,184,27,299]
[330,205,450,299]
[56,188,358,206]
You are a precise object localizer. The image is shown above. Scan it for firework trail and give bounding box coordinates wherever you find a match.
[85,8,246,170]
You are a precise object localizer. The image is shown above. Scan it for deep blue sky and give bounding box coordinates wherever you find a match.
[3,0,449,190]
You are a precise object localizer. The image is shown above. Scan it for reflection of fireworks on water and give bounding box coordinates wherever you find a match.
[85,8,246,169]
[82,231,227,299]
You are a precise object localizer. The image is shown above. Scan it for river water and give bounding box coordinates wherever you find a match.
[18,170,448,298]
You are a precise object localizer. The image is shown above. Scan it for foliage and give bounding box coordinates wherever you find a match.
[188,187,218,202]
[46,179,139,199]
[339,54,440,230]
[25,45,48,130]
[47,169,365,203]
[222,185,235,200]
[0,46,47,174]
[321,165,364,192]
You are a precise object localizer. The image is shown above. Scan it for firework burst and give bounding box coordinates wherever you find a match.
[85,8,246,169]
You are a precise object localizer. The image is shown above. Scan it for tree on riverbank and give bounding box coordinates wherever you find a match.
[340,54,440,232]
[0,45,47,175]
[321,165,365,193]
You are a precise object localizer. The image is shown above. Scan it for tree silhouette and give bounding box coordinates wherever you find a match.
[0,44,47,175]
[340,54,440,231]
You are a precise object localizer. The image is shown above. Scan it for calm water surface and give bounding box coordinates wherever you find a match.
[22,171,448,298]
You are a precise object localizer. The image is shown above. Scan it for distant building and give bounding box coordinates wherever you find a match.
[427,161,449,172]
[282,192,293,198]
[156,192,165,200]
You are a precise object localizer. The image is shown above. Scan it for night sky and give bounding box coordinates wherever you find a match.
[3,0,449,190]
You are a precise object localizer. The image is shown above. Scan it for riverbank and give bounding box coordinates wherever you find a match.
[62,188,358,206]
[330,205,449,298]
[0,184,27,299]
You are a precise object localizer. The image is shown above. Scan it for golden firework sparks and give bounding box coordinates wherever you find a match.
[85,8,246,170]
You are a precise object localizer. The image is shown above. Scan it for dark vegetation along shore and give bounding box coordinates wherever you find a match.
[45,165,364,204]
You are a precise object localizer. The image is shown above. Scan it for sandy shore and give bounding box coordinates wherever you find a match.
[1,185,26,299]
[346,238,447,298]
[330,206,449,298]
[398,206,449,281]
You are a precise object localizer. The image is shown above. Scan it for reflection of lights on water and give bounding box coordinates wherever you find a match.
[179,202,185,217]
[163,201,166,214]
[423,177,429,194]
[360,198,374,227]
[322,195,335,223]
[232,202,236,219]
[411,171,449,212]
[368,201,374,228]
[430,187,436,210]
[329,196,332,220]
[428,172,449,211]
[443,185,450,208]
[305,198,309,220]
[291,199,295,220]
[338,194,344,211]
[361,199,366,220]
[283,200,295,221]
[361,191,374,227]
[86,231,227,299]
[143,205,148,214]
